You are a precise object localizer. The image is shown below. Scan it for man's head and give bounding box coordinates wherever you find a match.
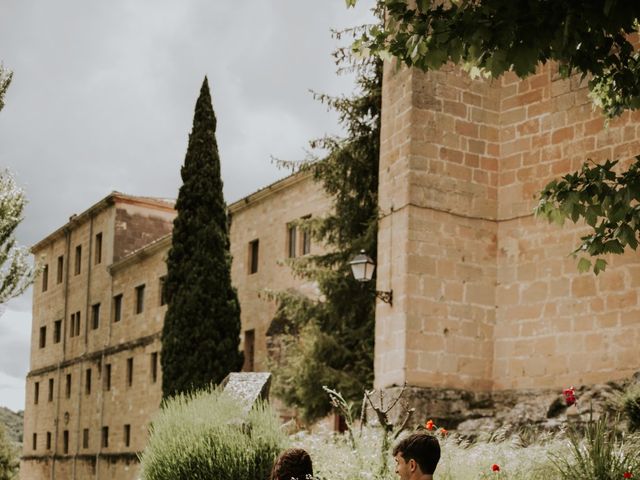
[271,448,313,480]
[393,432,441,480]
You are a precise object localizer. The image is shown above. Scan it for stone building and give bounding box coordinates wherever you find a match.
[22,59,640,478]
[375,62,640,414]
[22,172,330,480]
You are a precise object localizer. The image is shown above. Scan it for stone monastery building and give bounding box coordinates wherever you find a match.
[23,59,640,479]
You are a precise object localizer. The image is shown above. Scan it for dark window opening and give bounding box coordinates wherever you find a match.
[249,239,259,274]
[57,255,64,284]
[91,303,100,330]
[113,294,123,322]
[83,428,89,449]
[94,232,103,265]
[74,245,82,275]
[32,433,37,451]
[243,329,255,372]
[34,382,39,405]
[54,320,62,344]
[135,284,145,314]
[150,352,158,383]
[42,264,49,292]
[39,326,46,349]
[159,276,167,306]
[46,431,51,450]
[65,373,71,398]
[126,358,133,387]
[48,378,54,402]
[101,426,109,448]
[103,364,111,391]
[85,368,92,395]
[63,430,69,454]
[124,424,131,448]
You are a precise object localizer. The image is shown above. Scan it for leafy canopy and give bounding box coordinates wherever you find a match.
[271,31,381,423]
[347,0,640,118]
[0,65,35,304]
[347,1,640,273]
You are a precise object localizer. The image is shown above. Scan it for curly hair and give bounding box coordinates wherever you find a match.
[270,448,313,480]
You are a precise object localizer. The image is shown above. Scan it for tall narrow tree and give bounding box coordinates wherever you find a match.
[161,77,243,399]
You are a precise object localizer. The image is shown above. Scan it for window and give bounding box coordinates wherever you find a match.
[65,374,71,398]
[32,433,37,451]
[135,285,145,314]
[42,264,49,292]
[63,430,69,454]
[103,364,111,391]
[57,255,64,284]
[249,239,259,274]
[150,352,158,384]
[159,276,167,306]
[48,378,54,402]
[54,320,62,344]
[126,358,133,387]
[91,303,100,330]
[34,382,39,404]
[85,368,92,395]
[39,326,46,349]
[287,225,297,258]
[243,329,255,372]
[46,431,52,450]
[75,245,82,275]
[124,424,131,448]
[82,428,89,449]
[94,233,102,265]
[101,426,109,448]
[113,294,123,322]
[301,216,311,255]
[70,311,81,337]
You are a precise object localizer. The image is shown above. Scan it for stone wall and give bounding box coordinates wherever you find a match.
[376,59,640,394]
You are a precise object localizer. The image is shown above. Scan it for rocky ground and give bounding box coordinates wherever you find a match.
[374,371,640,438]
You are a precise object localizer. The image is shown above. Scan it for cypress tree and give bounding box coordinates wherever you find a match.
[161,77,243,399]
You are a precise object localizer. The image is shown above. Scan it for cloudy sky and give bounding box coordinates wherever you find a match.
[0,0,376,412]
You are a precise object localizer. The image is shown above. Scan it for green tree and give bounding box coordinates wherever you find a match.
[347,1,640,273]
[271,36,382,423]
[0,65,34,304]
[160,77,243,399]
[0,423,18,480]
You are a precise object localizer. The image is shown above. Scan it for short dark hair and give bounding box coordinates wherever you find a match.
[271,448,313,480]
[393,432,441,475]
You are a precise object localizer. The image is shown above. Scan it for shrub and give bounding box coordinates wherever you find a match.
[552,414,640,480]
[620,384,640,432]
[139,387,286,480]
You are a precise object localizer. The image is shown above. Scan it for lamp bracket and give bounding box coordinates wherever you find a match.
[375,290,393,305]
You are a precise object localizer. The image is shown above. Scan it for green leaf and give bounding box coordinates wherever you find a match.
[577,257,592,273]
[593,258,607,275]
[345,0,357,7]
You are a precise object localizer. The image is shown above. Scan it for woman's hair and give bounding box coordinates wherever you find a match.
[271,448,313,480]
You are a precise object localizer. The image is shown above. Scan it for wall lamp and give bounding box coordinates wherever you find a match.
[348,250,393,305]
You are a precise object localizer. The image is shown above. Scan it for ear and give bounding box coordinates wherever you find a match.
[408,459,417,473]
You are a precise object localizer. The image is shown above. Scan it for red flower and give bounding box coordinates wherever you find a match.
[624,472,633,479]
[563,386,576,406]
[491,464,500,472]
[439,427,448,436]
[425,419,435,430]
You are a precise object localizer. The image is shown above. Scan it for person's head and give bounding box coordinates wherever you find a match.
[271,448,313,480]
[393,432,441,479]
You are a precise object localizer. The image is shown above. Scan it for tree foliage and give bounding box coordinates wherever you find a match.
[348,1,640,273]
[161,78,243,399]
[348,0,640,118]
[0,65,34,305]
[0,423,18,480]
[271,34,382,423]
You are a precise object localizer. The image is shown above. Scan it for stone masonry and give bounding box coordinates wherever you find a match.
[22,173,331,480]
[375,59,640,398]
